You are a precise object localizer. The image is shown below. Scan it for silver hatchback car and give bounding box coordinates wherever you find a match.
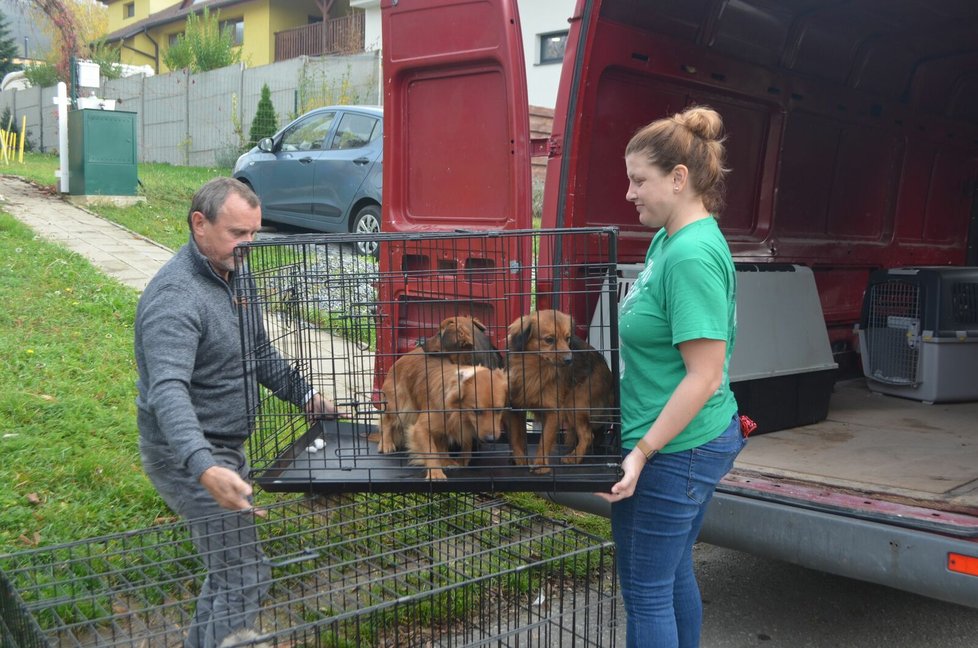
[233,105,382,256]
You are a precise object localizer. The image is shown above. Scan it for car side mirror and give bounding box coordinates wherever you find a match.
[258,137,275,153]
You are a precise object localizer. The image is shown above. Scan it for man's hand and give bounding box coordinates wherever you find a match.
[199,465,253,511]
[304,393,341,424]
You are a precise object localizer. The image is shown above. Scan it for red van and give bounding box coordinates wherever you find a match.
[378,0,978,608]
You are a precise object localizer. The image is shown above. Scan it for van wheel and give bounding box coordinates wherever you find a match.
[352,205,380,257]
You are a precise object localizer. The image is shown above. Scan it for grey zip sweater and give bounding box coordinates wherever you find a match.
[135,235,310,481]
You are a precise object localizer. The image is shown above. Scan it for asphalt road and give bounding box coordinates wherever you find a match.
[695,543,978,647]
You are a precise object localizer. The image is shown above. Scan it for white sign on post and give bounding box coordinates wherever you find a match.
[77,61,100,89]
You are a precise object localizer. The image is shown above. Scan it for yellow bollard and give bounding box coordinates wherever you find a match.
[1,112,9,165]
[19,114,26,163]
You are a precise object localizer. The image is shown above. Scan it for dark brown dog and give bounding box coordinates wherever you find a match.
[405,362,508,479]
[421,315,504,369]
[505,309,614,471]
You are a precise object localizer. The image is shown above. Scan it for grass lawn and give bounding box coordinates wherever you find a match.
[0,154,228,555]
[7,152,226,251]
[0,154,609,557]
[0,213,168,554]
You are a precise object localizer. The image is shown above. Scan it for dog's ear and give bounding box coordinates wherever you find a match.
[508,317,533,351]
[447,367,475,408]
[421,322,445,352]
[439,323,459,351]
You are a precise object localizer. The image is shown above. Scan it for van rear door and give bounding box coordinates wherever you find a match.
[378,0,531,368]
[381,0,531,234]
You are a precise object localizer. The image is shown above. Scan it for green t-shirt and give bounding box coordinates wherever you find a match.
[618,217,738,453]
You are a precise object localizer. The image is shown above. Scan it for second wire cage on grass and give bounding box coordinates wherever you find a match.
[0,494,618,647]
[234,228,621,494]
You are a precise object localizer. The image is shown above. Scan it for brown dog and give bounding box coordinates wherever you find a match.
[421,315,504,369]
[505,309,615,471]
[378,316,503,453]
[378,347,428,453]
[405,361,509,479]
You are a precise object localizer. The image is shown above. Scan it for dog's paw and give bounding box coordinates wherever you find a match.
[425,468,448,480]
[560,455,583,465]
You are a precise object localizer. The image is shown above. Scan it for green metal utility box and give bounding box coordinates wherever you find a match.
[68,109,138,196]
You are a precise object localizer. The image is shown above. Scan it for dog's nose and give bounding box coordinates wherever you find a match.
[562,354,573,365]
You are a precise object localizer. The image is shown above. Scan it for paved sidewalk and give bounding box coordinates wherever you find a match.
[0,175,172,291]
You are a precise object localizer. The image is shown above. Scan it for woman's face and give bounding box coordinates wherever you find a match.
[625,153,676,230]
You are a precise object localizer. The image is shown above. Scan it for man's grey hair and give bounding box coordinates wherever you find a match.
[187,177,260,228]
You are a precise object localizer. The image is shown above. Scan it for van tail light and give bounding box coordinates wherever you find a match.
[948,553,978,577]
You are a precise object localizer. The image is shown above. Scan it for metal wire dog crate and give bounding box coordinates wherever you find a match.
[234,228,621,494]
[0,494,619,647]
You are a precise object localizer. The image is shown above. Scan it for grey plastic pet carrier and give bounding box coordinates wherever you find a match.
[858,266,978,403]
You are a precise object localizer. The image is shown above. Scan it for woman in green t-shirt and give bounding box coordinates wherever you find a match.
[596,105,747,648]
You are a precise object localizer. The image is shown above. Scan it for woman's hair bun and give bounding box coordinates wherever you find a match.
[675,106,724,142]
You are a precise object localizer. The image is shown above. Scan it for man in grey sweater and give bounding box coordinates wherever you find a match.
[135,177,335,648]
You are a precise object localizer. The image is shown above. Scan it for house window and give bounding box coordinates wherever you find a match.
[220,18,244,47]
[124,2,135,19]
[168,32,182,48]
[539,31,568,64]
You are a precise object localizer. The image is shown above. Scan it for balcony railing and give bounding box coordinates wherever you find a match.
[275,12,365,61]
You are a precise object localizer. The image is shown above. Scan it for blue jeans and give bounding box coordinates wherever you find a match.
[140,439,270,648]
[611,414,746,648]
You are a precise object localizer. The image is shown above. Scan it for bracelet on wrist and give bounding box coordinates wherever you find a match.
[635,438,658,461]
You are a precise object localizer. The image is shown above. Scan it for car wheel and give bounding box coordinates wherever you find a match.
[352,205,381,257]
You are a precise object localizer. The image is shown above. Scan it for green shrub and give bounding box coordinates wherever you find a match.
[248,83,278,148]
[163,35,193,71]
[22,62,60,88]
[162,7,240,73]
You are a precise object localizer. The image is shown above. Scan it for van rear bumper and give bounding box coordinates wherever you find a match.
[543,490,978,610]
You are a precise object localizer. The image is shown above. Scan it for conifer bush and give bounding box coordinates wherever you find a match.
[248,83,278,148]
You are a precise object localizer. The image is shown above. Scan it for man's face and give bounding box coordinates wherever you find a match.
[191,192,262,279]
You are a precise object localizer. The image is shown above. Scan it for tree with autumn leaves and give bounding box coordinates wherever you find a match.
[22,0,121,89]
